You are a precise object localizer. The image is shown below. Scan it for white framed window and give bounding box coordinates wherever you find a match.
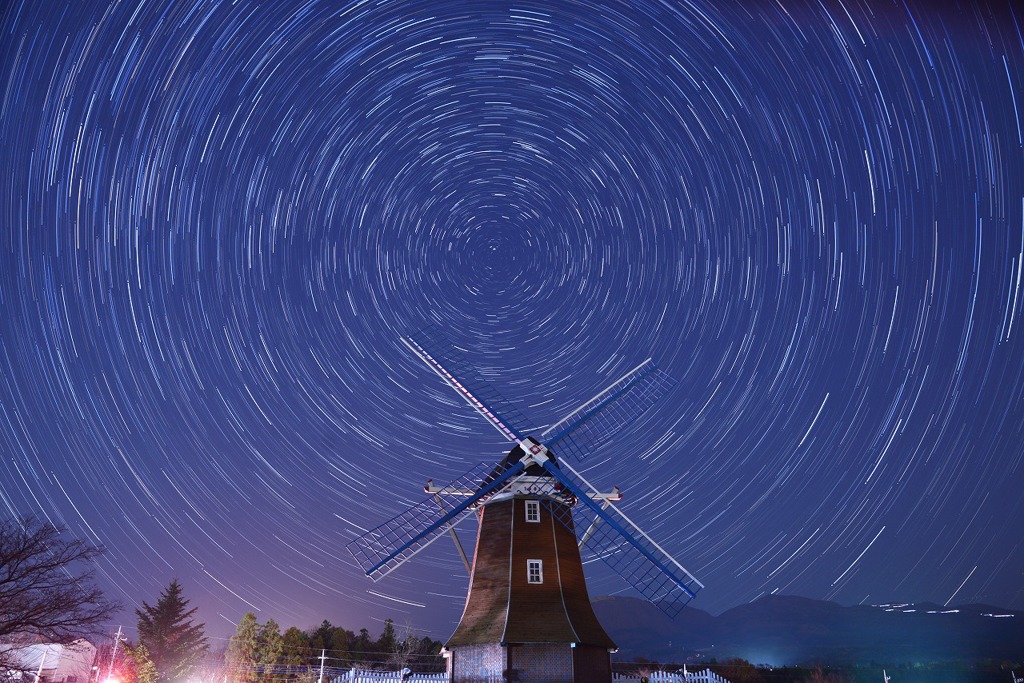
[527,559,543,584]
[525,499,540,523]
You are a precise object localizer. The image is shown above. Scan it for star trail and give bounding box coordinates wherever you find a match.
[1,0,1022,640]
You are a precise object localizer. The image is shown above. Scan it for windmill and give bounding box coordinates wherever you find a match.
[348,330,703,683]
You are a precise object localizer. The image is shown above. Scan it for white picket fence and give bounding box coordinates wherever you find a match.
[329,668,727,683]
[685,671,730,683]
[613,669,729,683]
[330,670,446,683]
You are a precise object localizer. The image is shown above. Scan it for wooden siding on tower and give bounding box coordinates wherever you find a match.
[447,500,513,646]
[503,498,578,642]
[501,497,606,647]
[549,500,616,648]
[447,495,616,650]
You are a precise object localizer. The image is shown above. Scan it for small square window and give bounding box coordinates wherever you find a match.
[527,559,543,584]
[525,500,540,523]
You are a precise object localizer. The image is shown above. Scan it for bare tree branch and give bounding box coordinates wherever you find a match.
[0,517,118,672]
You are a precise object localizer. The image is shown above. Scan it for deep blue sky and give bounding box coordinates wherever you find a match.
[1,0,1022,646]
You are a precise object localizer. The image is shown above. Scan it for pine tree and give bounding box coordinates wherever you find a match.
[309,620,333,654]
[122,644,158,683]
[280,627,311,680]
[135,579,208,682]
[329,627,352,667]
[226,613,260,683]
[352,629,372,667]
[226,614,284,683]
[377,619,396,654]
[255,619,283,683]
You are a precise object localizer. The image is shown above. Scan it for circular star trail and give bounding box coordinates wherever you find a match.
[1,0,1023,639]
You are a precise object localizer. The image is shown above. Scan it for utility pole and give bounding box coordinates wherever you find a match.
[107,626,124,681]
[33,647,48,683]
[317,649,326,683]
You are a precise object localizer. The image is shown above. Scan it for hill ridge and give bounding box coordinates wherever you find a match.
[592,594,1024,666]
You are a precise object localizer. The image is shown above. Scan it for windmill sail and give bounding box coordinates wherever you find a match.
[540,457,703,617]
[403,328,535,443]
[542,359,676,461]
[355,330,701,628]
[348,459,525,579]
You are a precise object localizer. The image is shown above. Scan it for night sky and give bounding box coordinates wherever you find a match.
[2,0,1023,644]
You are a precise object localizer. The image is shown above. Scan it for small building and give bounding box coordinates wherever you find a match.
[0,640,97,683]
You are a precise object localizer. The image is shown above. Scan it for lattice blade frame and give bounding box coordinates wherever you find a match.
[542,458,703,617]
[404,328,535,443]
[347,460,525,579]
[542,360,676,461]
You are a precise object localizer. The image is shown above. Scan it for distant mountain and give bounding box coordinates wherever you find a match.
[592,594,1024,666]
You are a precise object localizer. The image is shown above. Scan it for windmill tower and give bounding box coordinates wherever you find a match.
[349,330,703,683]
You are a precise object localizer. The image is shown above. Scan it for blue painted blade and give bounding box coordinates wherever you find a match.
[542,360,676,461]
[347,459,525,580]
[541,458,703,618]
[404,328,535,443]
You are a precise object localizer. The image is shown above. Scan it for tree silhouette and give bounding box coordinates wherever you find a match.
[135,579,208,682]
[225,613,285,683]
[120,643,159,683]
[0,517,116,671]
